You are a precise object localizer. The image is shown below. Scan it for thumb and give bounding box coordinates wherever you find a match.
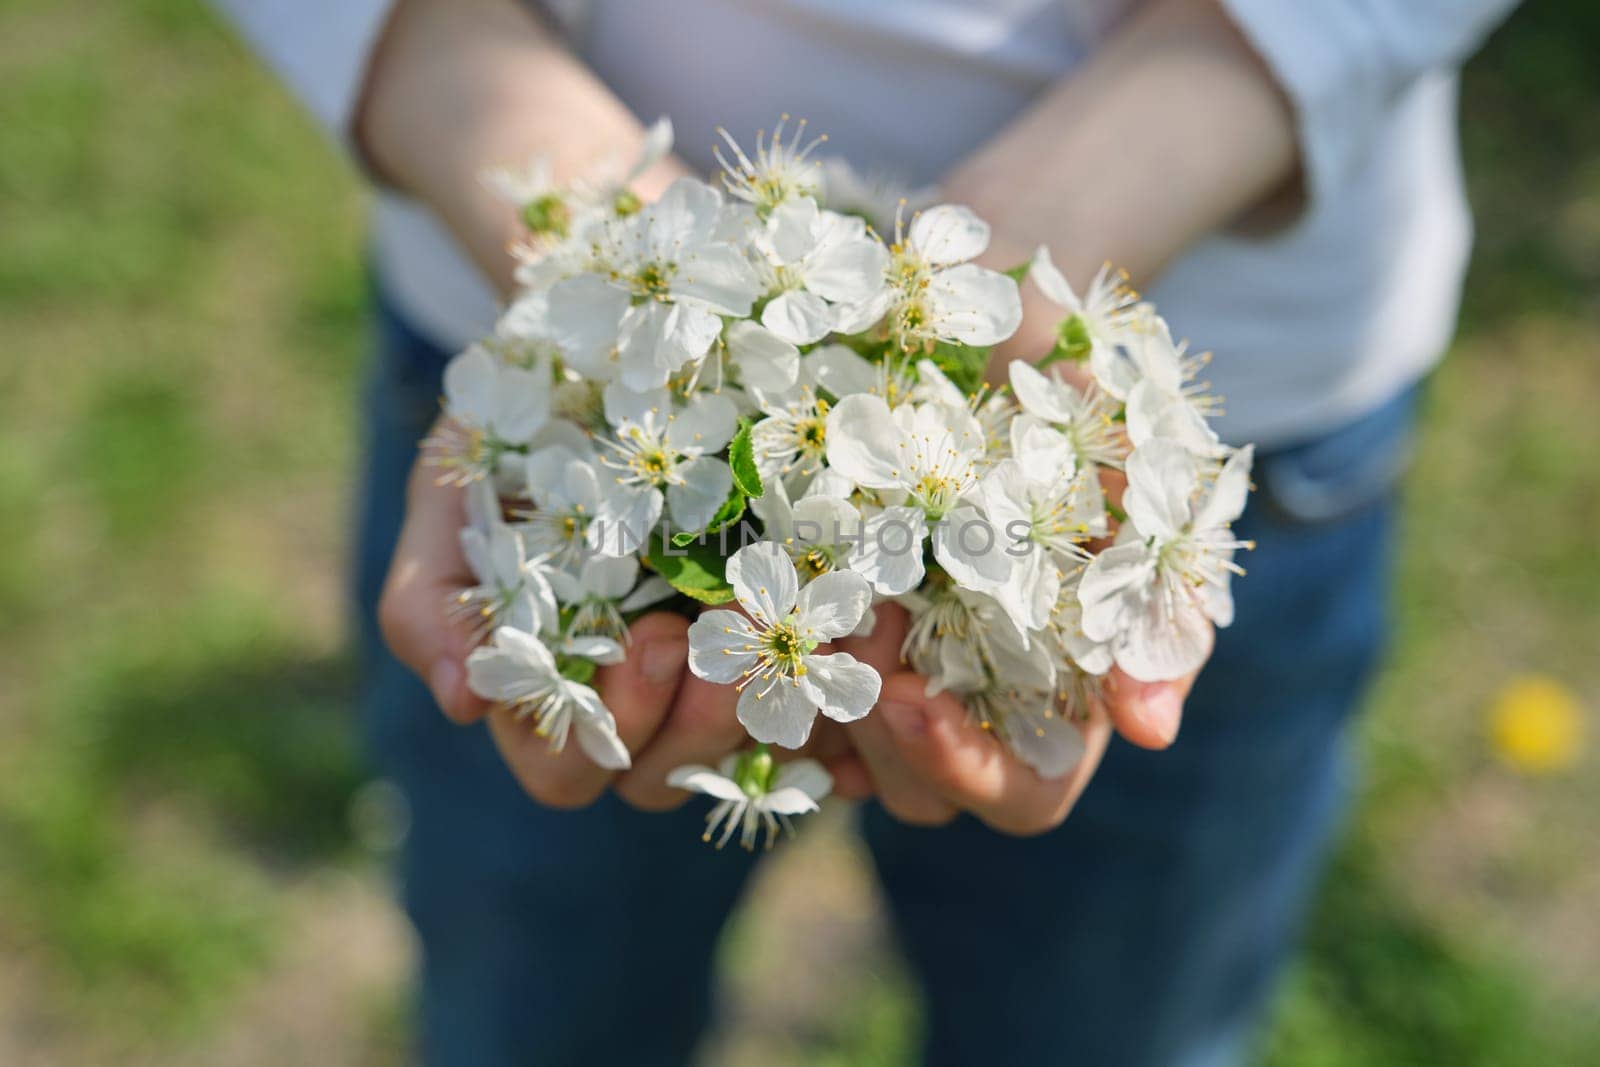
[377,451,490,724]
[1102,667,1198,750]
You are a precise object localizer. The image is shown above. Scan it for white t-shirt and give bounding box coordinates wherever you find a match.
[216,0,1519,448]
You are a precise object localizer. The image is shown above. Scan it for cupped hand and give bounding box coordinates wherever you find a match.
[837,602,1201,835]
[377,439,868,810]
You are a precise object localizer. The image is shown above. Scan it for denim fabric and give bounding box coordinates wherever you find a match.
[352,296,1413,1067]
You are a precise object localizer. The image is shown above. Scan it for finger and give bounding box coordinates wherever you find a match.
[799,720,875,801]
[837,604,958,827]
[1102,665,1199,750]
[613,669,745,812]
[490,611,691,809]
[872,671,1112,836]
[376,451,488,724]
[615,604,873,811]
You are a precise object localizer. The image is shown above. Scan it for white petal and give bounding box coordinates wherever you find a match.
[795,569,873,640]
[666,393,739,454]
[932,507,1013,591]
[1008,360,1078,425]
[487,522,527,588]
[927,635,987,695]
[1113,584,1213,683]
[493,364,550,441]
[1077,541,1158,642]
[674,244,762,316]
[563,634,626,665]
[909,204,990,265]
[602,380,670,428]
[1124,440,1198,540]
[726,540,799,625]
[737,677,819,748]
[803,219,889,304]
[772,757,834,802]
[667,764,747,802]
[617,301,719,391]
[1027,245,1080,312]
[849,506,928,596]
[760,787,822,817]
[619,575,675,612]
[443,346,499,427]
[1194,445,1255,530]
[627,116,675,181]
[726,319,802,390]
[804,344,879,398]
[687,610,761,684]
[766,196,821,264]
[459,526,493,584]
[993,545,1059,634]
[464,645,534,703]
[489,626,558,676]
[666,456,734,532]
[647,177,722,247]
[592,484,662,557]
[830,285,895,336]
[824,394,902,489]
[925,263,1023,346]
[547,275,629,376]
[761,289,834,346]
[1003,707,1086,780]
[573,705,633,770]
[1126,380,1224,458]
[799,651,882,724]
[584,555,639,599]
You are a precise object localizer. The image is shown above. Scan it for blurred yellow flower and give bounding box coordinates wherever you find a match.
[1488,675,1587,774]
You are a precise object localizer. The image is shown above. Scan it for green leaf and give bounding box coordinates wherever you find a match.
[927,340,992,394]
[557,657,598,685]
[641,529,735,605]
[1003,260,1031,284]
[728,418,763,499]
[672,485,747,547]
[1037,314,1093,370]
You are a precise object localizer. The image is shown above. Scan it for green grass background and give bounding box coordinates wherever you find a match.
[0,1,1596,1062]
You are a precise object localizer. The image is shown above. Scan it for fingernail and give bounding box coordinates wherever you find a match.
[879,700,927,738]
[639,638,688,684]
[1138,684,1184,746]
[430,658,462,710]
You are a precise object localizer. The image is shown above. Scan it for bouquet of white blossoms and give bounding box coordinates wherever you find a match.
[436,117,1255,851]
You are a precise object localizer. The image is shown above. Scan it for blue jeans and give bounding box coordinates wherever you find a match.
[353,296,1413,1067]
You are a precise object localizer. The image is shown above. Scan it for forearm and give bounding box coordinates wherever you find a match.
[356,0,686,296]
[944,0,1297,353]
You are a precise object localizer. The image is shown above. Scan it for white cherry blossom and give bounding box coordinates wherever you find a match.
[547,178,762,391]
[548,555,673,645]
[429,345,550,484]
[465,627,631,769]
[836,204,1022,350]
[1007,359,1129,472]
[1028,244,1141,370]
[485,116,673,242]
[981,458,1107,632]
[715,115,825,216]
[825,394,1013,593]
[1079,441,1255,681]
[668,751,832,850]
[687,543,880,748]
[519,446,606,566]
[1120,315,1226,458]
[454,481,558,639]
[594,387,739,553]
[755,197,888,345]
